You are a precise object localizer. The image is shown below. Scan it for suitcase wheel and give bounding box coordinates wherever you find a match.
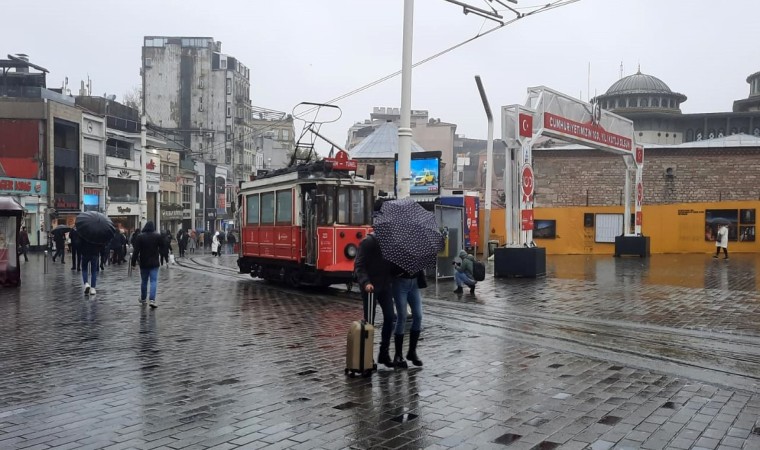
[361,370,373,378]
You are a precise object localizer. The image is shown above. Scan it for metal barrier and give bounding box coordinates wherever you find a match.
[43,250,48,274]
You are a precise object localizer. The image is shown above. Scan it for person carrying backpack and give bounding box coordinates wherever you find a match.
[453,250,477,294]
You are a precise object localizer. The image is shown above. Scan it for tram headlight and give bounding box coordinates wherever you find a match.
[344,244,358,259]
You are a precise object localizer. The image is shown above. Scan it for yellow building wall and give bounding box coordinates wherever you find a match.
[481,201,760,254]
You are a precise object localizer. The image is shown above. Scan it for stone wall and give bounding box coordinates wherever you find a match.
[533,147,760,207]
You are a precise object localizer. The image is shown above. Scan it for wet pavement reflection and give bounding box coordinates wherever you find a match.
[1,252,760,449]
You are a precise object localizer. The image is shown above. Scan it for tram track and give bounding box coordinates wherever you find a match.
[174,256,760,392]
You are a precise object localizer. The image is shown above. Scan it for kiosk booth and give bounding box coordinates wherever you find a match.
[0,196,23,287]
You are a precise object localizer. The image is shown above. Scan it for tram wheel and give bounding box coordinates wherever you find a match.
[287,271,302,288]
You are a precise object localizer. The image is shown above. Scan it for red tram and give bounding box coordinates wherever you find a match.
[236,153,374,287]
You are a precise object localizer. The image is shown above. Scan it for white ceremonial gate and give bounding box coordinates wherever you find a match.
[496,87,646,277]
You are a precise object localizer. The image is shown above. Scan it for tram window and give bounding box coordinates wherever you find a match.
[350,189,365,225]
[276,189,293,224]
[261,192,274,225]
[246,194,259,225]
[364,189,374,224]
[337,187,350,224]
[318,185,335,225]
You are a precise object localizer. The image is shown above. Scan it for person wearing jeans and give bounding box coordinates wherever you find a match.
[131,221,166,308]
[80,240,104,296]
[391,272,425,368]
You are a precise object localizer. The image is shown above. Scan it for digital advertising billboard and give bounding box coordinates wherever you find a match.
[394,151,442,196]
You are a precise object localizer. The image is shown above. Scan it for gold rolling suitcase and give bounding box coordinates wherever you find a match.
[345,292,377,377]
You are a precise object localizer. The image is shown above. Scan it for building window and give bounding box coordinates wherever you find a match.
[84,154,100,183]
[226,102,231,118]
[282,129,289,140]
[226,79,232,95]
[182,185,192,206]
[106,138,132,159]
[220,59,227,70]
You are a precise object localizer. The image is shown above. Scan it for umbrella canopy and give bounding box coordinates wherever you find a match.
[372,198,444,275]
[50,224,73,237]
[75,211,116,245]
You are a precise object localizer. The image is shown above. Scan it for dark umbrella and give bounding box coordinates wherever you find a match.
[75,211,116,245]
[372,198,444,275]
[50,224,72,237]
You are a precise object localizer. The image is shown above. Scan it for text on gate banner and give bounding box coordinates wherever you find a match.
[544,113,632,152]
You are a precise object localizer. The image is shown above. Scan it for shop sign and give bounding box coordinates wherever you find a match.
[54,194,79,210]
[0,177,48,196]
[161,204,184,220]
[182,209,192,219]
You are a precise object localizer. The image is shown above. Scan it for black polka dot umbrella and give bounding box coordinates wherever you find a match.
[372,198,444,275]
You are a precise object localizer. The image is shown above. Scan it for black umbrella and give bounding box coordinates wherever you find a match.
[75,211,116,245]
[372,198,444,275]
[50,224,72,237]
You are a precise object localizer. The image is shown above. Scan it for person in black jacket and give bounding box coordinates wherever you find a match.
[131,221,166,308]
[80,238,105,296]
[354,232,397,368]
[69,228,81,271]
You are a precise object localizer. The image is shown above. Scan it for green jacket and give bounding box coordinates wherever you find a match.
[456,253,475,278]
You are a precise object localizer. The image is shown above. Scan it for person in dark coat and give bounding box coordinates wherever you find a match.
[226,230,236,254]
[159,231,171,265]
[178,229,188,258]
[18,226,30,262]
[131,221,166,308]
[354,232,397,368]
[52,230,66,264]
[109,232,127,265]
[69,228,82,271]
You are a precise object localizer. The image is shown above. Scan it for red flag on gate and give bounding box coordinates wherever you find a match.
[519,114,533,138]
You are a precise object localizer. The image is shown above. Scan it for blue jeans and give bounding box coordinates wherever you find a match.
[81,254,99,288]
[140,267,159,300]
[455,271,476,288]
[392,277,423,334]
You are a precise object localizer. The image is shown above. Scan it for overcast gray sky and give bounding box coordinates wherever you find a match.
[4,0,758,153]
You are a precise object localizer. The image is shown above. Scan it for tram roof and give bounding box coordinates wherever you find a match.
[240,160,373,191]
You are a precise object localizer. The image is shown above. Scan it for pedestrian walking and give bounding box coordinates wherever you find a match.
[204,231,212,250]
[197,231,204,250]
[390,267,426,368]
[714,224,729,259]
[80,239,105,296]
[52,230,66,264]
[178,229,188,258]
[211,231,221,257]
[18,226,30,262]
[69,228,82,271]
[131,221,166,308]
[227,230,236,254]
[453,250,477,294]
[159,231,171,266]
[187,230,197,254]
[354,232,397,369]
[218,231,226,255]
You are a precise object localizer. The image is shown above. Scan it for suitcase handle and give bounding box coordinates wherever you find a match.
[366,292,376,326]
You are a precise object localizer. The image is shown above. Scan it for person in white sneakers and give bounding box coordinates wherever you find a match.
[80,239,105,296]
[131,221,166,308]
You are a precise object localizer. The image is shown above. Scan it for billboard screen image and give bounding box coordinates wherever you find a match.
[394,152,441,196]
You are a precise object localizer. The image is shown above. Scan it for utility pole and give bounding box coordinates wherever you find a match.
[140,115,148,230]
[475,75,494,256]
[398,0,414,199]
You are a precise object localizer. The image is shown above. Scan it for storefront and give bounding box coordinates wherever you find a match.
[106,204,138,232]
[0,177,48,249]
[160,204,184,233]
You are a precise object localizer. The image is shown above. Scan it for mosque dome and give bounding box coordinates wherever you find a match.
[606,72,674,95]
[593,69,686,113]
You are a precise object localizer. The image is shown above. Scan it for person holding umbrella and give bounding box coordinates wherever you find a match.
[75,212,117,296]
[714,223,729,259]
[50,225,70,264]
[131,221,166,308]
[372,198,444,369]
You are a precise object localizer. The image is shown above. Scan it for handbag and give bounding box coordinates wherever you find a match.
[417,271,428,289]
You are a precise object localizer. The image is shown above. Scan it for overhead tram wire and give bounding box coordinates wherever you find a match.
[176,0,580,158]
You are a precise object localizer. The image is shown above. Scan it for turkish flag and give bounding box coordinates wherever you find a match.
[519,114,533,138]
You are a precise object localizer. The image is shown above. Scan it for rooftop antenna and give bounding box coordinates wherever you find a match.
[619,61,623,79]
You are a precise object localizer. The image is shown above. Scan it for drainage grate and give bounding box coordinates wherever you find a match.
[548,364,564,369]
[333,401,360,410]
[494,433,522,445]
[530,442,561,450]
[297,369,318,376]
[752,426,760,436]
[286,397,311,404]
[608,365,624,371]
[598,415,622,425]
[526,354,541,359]
[661,401,676,409]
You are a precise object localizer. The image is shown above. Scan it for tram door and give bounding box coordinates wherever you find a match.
[303,185,317,266]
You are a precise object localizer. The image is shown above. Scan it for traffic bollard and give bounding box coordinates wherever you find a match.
[43,250,48,274]
[127,253,133,277]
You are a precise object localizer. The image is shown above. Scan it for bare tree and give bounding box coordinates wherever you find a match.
[122,85,142,112]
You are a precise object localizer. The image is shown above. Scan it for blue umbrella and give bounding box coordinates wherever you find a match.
[75,211,116,245]
[372,198,444,275]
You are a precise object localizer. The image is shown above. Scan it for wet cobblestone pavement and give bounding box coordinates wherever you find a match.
[2,252,760,449]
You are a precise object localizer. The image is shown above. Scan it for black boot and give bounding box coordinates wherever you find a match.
[469,283,476,295]
[406,330,423,367]
[453,286,463,294]
[393,334,408,369]
[378,340,394,368]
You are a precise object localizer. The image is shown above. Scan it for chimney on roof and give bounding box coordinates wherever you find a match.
[15,53,29,73]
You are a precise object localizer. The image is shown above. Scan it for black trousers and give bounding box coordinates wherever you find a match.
[71,246,81,269]
[362,288,395,347]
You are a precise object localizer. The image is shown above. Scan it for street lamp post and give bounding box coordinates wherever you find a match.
[398,0,415,199]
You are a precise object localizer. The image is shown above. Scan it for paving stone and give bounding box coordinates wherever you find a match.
[2,255,760,449]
